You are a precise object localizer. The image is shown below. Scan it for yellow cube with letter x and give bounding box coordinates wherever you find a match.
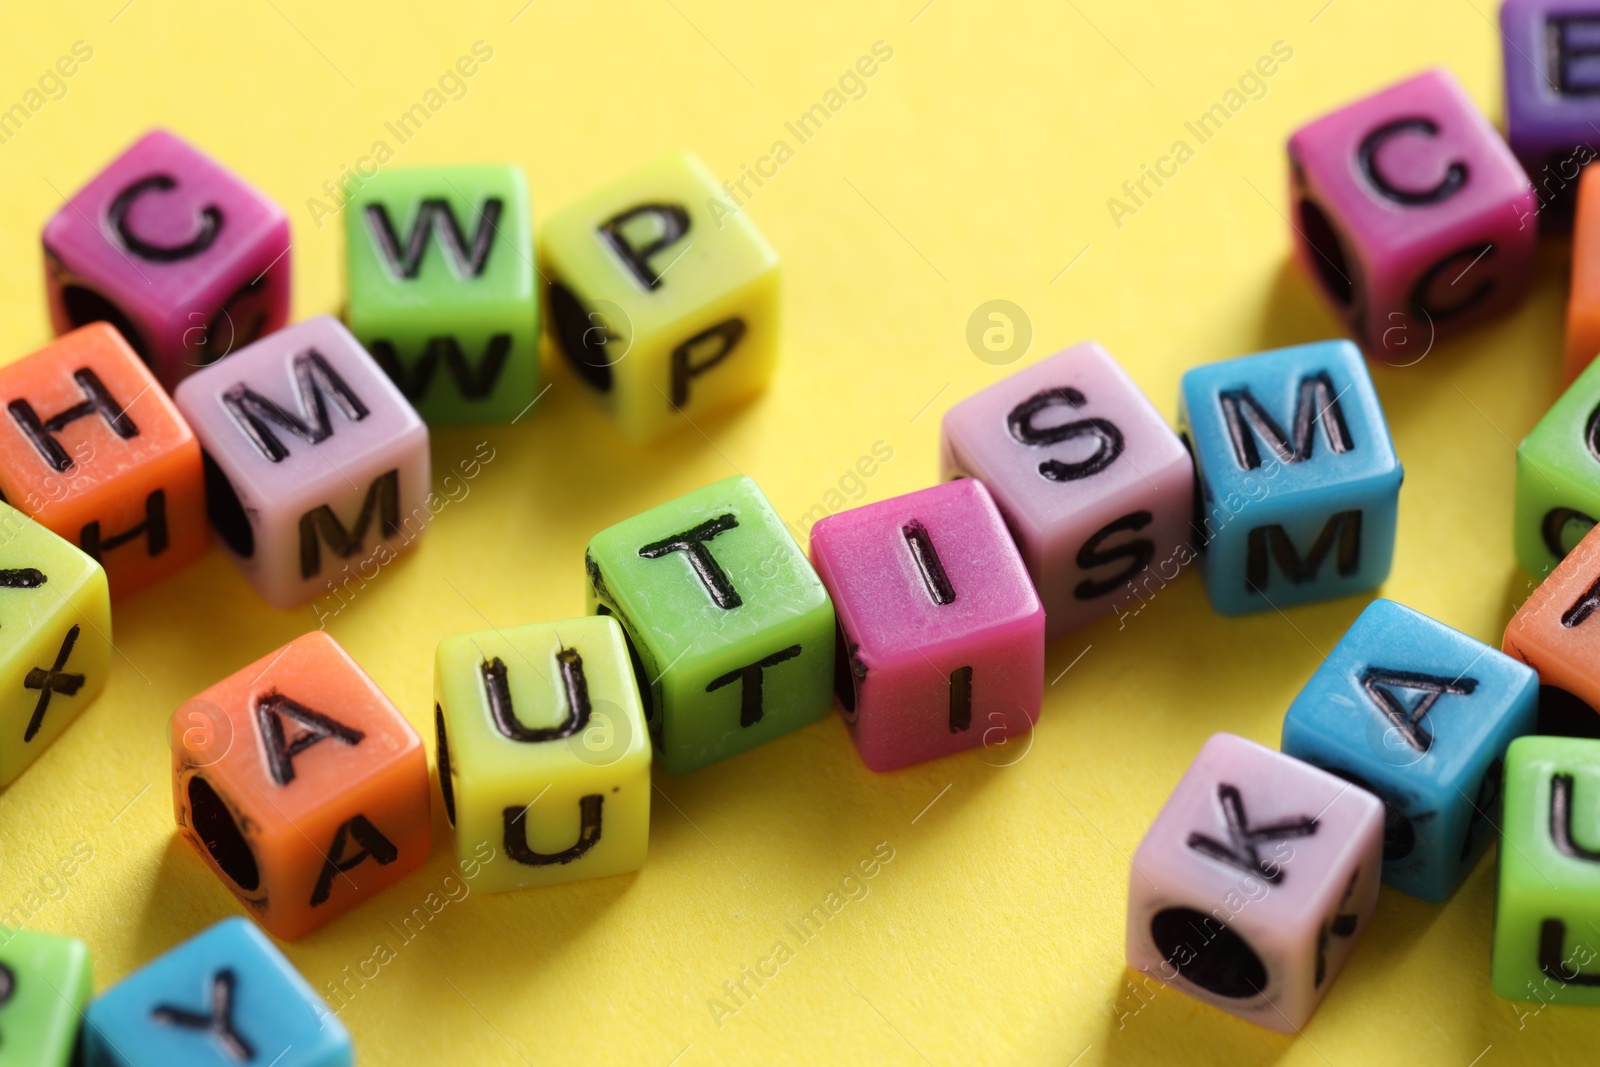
[0,501,111,788]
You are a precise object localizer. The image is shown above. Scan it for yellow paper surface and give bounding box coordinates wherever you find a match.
[0,1,1585,1063]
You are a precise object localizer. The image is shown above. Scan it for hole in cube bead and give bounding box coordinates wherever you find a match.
[1150,905,1268,1000]
[1295,197,1354,308]
[550,281,613,392]
[595,603,654,723]
[202,450,254,558]
[435,703,457,828]
[60,284,151,362]
[187,775,260,892]
[1537,684,1600,739]
[833,620,859,717]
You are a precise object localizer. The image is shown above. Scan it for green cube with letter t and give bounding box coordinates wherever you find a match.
[584,476,833,774]
[344,164,539,424]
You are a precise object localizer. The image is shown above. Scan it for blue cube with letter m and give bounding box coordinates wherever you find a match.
[1178,340,1402,615]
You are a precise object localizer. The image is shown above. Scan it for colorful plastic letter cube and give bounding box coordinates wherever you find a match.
[82,917,350,1066]
[0,502,112,789]
[169,631,430,940]
[1178,340,1402,615]
[1514,352,1600,577]
[1491,736,1600,1004]
[1501,0,1600,231]
[940,341,1193,639]
[585,476,833,774]
[0,323,208,598]
[1505,522,1600,724]
[173,315,430,609]
[345,165,539,424]
[1281,599,1537,901]
[808,479,1044,772]
[42,129,290,389]
[1126,733,1383,1032]
[1568,167,1600,385]
[1287,68,1536,360]
[540,151,779,443]
[0,927,92,1067]
[434,616,651,892]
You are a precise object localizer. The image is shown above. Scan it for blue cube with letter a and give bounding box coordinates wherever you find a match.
[1177,340,1402,615]
[1281,598,1537,901]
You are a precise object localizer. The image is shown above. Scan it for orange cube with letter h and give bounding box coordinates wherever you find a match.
[0,323,207,597]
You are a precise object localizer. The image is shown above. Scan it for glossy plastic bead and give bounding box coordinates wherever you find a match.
[435,616,651,892]
[585,476,834,774]
[345,165,539,424]
[1566,165,1600,385]
[42,129,290,390]
[170,631,431,940]
[809,479,1044,771]
[1515,350,1600,577]
[1505,521,1600,727]
[0,323,207,598]
[1287,68,1536,360]
[1501,0,1600,231]
[82,917,349,1066]
[541,151,779,443]
[1126,733,1383,1032]
[1178,340,1402,615]
[939,341,1194,639]
[0,927,91,1067]
[0,501,112,788]
[173,315,430,608]
[1282,599,1537,901]
[1491,736,1600,1004]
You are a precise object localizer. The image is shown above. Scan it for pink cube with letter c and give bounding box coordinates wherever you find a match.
[1287,68,1536,362]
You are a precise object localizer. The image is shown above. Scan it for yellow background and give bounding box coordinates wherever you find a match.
[0,1,1581,1063]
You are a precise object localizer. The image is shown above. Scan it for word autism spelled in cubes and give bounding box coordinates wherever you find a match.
[809,479,1044,771]
[345,164,540,424]
[43,129,291,389]
[1126,733,1383,1031]
[1283,599,1537,902]
[940,341,1193,639]
[175,316,431,608]
[1179,340,1402,615]
[83,918,349,1066]
[542,151,780,443]
[435,617,652,893]
[18,7,1600,1050]
[1287,68,1535,360]
[170,631,430,939]
[585,476,834,774]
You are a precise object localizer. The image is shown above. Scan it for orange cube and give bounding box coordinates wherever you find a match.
[170,630,430,940]
[1566,167,1600,385]
[1505,521,1600,722]
[0,323,206,597]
